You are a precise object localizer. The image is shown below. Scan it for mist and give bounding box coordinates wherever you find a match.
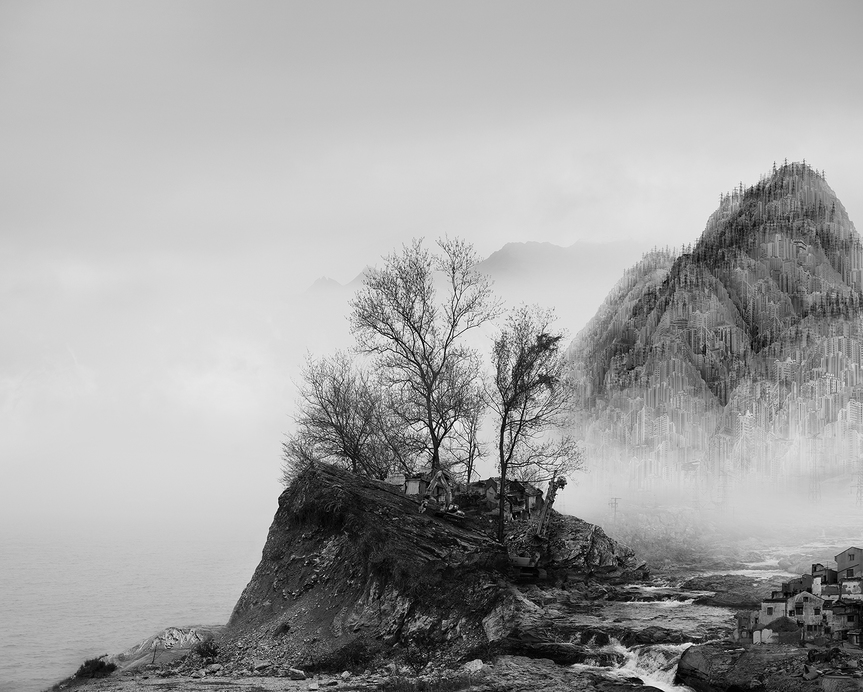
[2,1,863,550]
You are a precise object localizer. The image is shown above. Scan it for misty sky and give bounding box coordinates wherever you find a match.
[2,1,862,538]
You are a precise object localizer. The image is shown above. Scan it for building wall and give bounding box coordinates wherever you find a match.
[787,592,825,640]
[760,600,787,624]
[841,579,863,601]
[836,547,863,579]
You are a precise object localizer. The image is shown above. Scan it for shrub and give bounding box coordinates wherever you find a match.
[193,638,220,660]
[75,655,117,678]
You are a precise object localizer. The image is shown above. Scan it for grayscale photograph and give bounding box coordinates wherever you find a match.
[2,2,863,691]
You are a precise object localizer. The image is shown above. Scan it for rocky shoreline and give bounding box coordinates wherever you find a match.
[49,465,863,692]
[52,570,740,692]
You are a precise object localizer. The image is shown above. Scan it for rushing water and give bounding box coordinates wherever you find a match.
[573,640,695,692]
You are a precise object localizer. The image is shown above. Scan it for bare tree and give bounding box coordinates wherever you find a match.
[282,352,389,481]
[350,237,498,470]
[280,430,318,487]
[443,384,486,482]
[280,352,428,486]
[489,305,580,541]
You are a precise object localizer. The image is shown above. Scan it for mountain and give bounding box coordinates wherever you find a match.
[567,162,863,508]
[475,240,651,336]
[305,241,651,339]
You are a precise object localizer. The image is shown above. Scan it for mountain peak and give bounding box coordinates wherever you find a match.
[568,161,863,508]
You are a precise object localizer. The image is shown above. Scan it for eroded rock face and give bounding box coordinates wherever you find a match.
[222,463,647,672]
[223,464,508,669]
[545,514,646,579]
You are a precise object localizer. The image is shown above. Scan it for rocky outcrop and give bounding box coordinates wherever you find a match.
[543,514,647,580]
[224,463,507,670]
[505,512,648,584]
[110,626,222,671]
[681,574,780,609]
[676,642,863,691]
[221,463,647,674]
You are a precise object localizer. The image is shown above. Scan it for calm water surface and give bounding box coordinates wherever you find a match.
[0,528,263,692]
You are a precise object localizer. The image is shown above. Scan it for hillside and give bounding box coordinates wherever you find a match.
[568,162,863,503]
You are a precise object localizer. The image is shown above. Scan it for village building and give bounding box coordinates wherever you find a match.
[811,562,840,597]
[812,562,839,585]
[840,577,863,601]
[753,616,801,645]
[750,547,863,646]
[836,547,863,580]
[404,475,427,498]
[760,597,789,625]
[477,478,545,517]
[787,592,826,639]
[824,599,863,640]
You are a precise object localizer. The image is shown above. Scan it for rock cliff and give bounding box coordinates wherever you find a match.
[221,463,642,673]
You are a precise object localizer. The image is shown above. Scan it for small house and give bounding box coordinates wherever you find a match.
[812,563,838,585]
[836,547,863,580]
[786,592,826,640]
[753,616,800,645]
[522,482,545,517]
[760,597,788,625]
[405,476,428,498]
[779,574,814,597]
[465,480,487,496]
[385,474,406,490]
[825,599,863,640]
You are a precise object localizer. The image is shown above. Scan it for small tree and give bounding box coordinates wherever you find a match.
[443,384,485,483]
[489,305,580,541]
[350,237,499,470]
[281,352,425,485]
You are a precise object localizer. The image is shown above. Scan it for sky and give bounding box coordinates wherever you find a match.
[2,0,863,538]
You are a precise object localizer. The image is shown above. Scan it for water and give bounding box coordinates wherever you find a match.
[573,640,695,692]
[0,528,263,692]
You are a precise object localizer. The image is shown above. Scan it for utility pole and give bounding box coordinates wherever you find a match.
[608,497,621,523]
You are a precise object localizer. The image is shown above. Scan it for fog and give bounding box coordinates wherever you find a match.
[2,1,863,550]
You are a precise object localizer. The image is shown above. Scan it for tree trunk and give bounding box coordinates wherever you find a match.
[497,421,508,543]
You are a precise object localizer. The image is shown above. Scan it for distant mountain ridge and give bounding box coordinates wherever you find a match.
[306,240,651,337]
[568,162,863,503]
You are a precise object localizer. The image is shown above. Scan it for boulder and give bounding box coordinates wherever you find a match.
[463,658,485,673]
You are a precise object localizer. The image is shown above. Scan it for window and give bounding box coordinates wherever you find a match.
[815,608,821,615]
[847,569,855,578]
[796,607,804,616]
[850,553,856,561]
[849,615,856,623]
[766,607,773,616]
[803,596,809,602]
